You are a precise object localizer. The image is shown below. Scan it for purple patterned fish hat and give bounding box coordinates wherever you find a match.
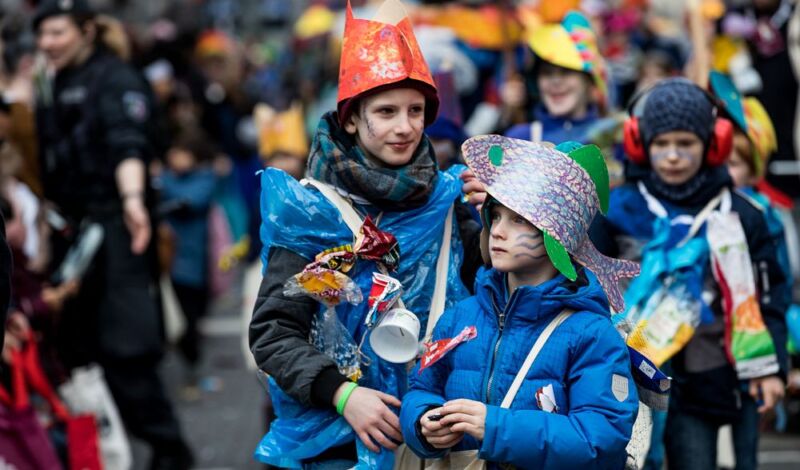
[462,135,640,312]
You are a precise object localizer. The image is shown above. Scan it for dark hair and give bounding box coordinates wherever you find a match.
[170,129,216,163]
[0,194,13,221]
[1,14,35,74]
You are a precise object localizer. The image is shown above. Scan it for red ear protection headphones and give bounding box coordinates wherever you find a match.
[622,79,734,167]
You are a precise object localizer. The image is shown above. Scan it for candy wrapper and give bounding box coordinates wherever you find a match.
[284,263,364,381]
[312,245,356,273]
[365,272,403,328]
[625,282,701,367]
[284,267,363,307]
[354,216,400,271]
[627,347,671,411]
[419,326,478,374]
[707,211,778,379]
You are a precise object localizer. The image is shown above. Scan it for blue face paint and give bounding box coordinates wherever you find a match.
[650,148,697,163]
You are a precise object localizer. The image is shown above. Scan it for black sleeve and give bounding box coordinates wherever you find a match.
[0,214,10,354]
[96,66,155,167]
[454,201,483,294]
[249,246,349,408]
[740,201,790,382]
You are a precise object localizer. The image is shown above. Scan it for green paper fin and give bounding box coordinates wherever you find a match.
[544,231,577,281]
[566,144,610,214]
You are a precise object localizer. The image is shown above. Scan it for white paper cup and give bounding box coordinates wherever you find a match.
[369,308,421,363]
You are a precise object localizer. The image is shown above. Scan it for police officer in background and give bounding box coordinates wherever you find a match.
[33,1,192,468]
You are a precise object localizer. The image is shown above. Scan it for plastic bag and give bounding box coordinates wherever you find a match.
[626,281,702,367]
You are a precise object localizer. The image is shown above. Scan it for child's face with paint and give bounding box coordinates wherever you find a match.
[648,131,704,185]
[488,204,549,274]
[537,62,591,119]
[344,87,426,167]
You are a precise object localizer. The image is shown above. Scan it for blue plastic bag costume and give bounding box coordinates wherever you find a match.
[254,166,471,469]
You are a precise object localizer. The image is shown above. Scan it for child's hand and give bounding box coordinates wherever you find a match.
[460,170,487,211]
[420,408,464,449]
[335,384,403,453]
[439,399,487,441]
[749,375,785,414]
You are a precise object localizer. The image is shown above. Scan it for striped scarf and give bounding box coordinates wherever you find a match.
[307,112,438,211]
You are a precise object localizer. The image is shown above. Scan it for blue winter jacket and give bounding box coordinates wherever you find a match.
[401,267,638,470]
[505,104,600,145]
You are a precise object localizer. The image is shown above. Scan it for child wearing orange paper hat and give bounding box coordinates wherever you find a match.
[505,11,608,145]
[249,1,482,468]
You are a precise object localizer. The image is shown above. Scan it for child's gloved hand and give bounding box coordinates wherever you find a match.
[438,399,487,441]
[420,408,464,449]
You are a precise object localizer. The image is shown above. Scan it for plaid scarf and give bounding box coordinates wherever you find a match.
[307,112,438,211]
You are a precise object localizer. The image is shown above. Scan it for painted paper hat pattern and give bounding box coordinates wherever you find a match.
[462,135,639,312]
[710,71,777,177]
[337,0,438,125]
[527,11,608,107]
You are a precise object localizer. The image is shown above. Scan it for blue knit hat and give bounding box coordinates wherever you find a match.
[639,79,714,148]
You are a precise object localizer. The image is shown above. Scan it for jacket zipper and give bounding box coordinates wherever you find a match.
[485,290,519,404]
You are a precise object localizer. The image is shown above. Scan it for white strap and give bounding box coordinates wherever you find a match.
[637,182,668,219]
[303,178,454,333]
[530,121,543,143]
[302,178,363,234]
[676,188,729,247]
[424,205,453,341]
[500,310,573,409]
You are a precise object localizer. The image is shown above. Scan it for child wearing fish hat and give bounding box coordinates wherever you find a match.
[249,1,483,468]
[593,78,789,470]
[401,137,640,469]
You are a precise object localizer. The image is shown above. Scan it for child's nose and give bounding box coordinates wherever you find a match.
[394,113,413,134]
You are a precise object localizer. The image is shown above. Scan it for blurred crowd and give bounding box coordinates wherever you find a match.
[0,0,799,469]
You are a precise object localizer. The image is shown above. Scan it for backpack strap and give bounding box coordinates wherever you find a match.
[500,309,574,409]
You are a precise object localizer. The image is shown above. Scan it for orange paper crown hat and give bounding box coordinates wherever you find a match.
[337,0,438,126]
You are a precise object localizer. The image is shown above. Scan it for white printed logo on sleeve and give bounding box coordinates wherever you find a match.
[612,374,629,402]
[535,384,558,413]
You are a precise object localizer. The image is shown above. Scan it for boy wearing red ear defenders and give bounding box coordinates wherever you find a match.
[590,78,789,470]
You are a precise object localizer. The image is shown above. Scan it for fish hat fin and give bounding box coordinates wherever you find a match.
[556,142,610,214]
[544,231,577,281]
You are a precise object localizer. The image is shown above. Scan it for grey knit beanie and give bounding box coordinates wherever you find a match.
[640,79,714,148]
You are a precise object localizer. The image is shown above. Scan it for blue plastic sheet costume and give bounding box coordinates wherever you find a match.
[254,166,471,469]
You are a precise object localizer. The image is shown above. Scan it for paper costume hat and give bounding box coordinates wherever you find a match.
[337,0,438,126]
[254,102,309,160]
[462,136,640,312]
[710,71,777,177]
[527,11,608,107]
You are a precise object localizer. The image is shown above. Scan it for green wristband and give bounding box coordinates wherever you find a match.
[336,382,358,416]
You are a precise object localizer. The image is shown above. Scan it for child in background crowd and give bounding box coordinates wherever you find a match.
[158,130,217,387]
[402,137,639,469]
[592,78,788,470]
[504,11,607,145]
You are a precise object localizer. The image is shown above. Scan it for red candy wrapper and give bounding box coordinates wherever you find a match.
[419,326,478,373]
[365,272,403,327]
[354,216,400,271]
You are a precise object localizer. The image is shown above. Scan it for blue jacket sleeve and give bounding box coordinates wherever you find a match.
[400,305,458,459]
[479,316,638,470]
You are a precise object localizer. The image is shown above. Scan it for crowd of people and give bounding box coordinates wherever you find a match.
[1,0,800,469]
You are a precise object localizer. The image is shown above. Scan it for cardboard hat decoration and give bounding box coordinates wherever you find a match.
[337,0,438,126]
[527,10,608,107]
[254,102,309,160]
[462,135,640,312]
[710,71,777,177]
[195,30,235,58]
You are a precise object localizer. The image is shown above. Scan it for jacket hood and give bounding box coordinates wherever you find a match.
[475,266,611,324]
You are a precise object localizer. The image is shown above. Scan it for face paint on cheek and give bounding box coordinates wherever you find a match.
[650,148,698,163]
[513,234,546,259]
